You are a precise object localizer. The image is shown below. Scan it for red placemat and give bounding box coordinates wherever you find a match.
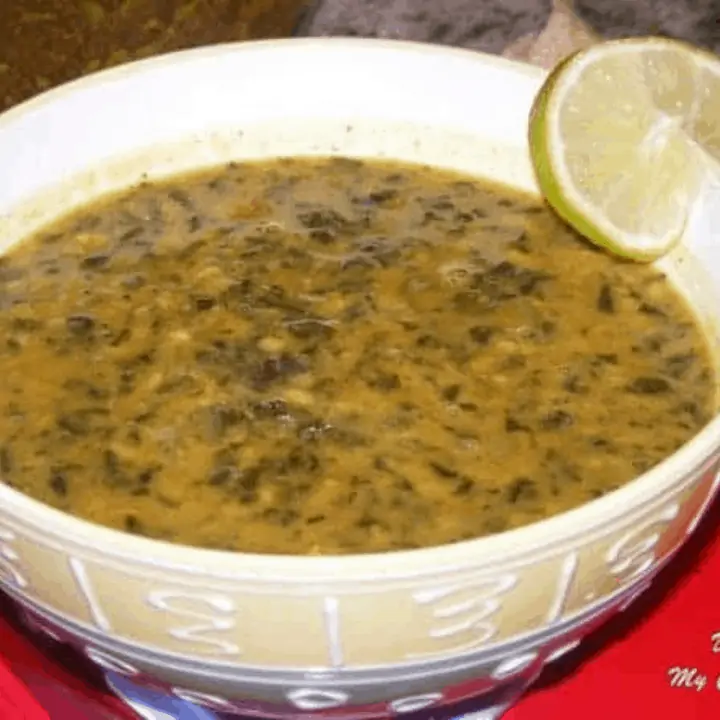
[1,495,719,720]
[0,616,135,720]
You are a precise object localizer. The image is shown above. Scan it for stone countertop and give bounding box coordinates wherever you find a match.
[296,0,720,66]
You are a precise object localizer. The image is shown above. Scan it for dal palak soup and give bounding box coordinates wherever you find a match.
[0,157,715,554]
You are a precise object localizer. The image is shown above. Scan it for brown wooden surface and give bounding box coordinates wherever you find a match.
[0,0,309,112]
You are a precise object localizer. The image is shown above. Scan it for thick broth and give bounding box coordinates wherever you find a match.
[0,158,715,554]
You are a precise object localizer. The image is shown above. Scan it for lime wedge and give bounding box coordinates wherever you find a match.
[529,37,720,261]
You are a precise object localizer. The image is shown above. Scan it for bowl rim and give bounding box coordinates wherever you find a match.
[0,36,718,579]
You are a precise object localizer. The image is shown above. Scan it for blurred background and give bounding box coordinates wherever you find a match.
[2,0,717,114]
[0,0,309,112]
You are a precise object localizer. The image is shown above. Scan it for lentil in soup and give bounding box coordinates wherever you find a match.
[0,158,715,554]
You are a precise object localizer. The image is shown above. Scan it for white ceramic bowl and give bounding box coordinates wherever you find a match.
[1,39,719,719]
